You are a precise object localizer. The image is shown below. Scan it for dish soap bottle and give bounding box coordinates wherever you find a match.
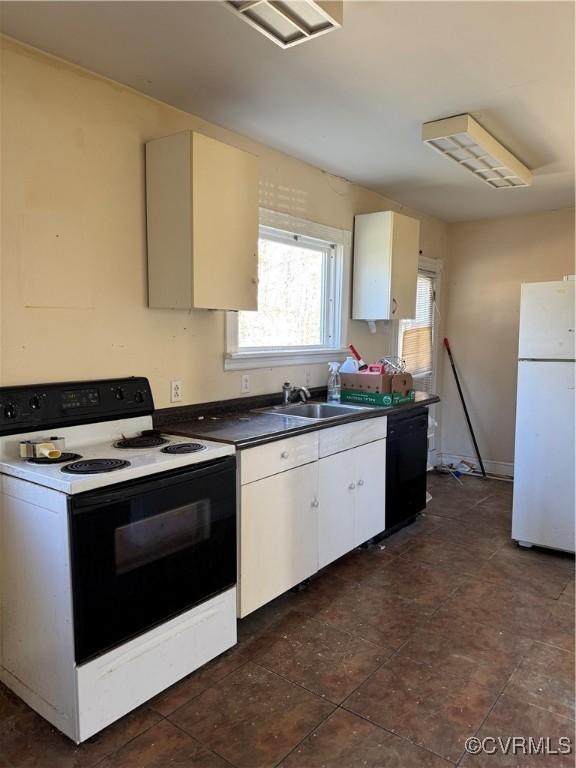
[327,362,341,403]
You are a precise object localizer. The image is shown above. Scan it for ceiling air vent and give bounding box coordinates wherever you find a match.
[226,1,342,48]
[422,114,532,188]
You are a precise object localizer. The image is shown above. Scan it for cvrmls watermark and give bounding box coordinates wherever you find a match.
[465,736,573,756]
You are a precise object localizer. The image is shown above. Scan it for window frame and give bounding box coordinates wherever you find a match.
[392,255,442,388]
[225,209,350,370]
[393,255,443,455]
[398,271,436,389]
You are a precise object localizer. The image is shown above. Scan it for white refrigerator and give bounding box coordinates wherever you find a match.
[512,279,575,553]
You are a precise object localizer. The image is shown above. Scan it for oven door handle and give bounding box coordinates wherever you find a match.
[71,456,235,510]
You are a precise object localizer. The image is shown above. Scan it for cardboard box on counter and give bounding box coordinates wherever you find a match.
[340,371,413,395]
[340,372,391,394]
[341,390,416,407]
[391,373,413,395]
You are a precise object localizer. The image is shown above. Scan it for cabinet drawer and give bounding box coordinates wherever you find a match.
[240,432,319,485]
[319,417,387,458]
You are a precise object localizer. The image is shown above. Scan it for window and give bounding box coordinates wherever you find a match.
[239,229,333,348]
[396,257,442,459]
[225,210,349,370]
[398,271,436,392]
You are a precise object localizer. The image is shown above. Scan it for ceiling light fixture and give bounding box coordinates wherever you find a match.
[226,0,342,48]
[422,114,532,188]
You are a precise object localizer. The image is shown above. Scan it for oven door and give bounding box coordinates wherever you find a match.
[70,455,236,664]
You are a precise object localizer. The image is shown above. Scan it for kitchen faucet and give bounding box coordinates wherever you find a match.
[282,382,312,405]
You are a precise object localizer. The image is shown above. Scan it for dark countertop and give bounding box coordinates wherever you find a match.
[159,392,440,449]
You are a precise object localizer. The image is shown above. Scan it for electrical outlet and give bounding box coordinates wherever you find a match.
[305,368,312,387]
[170,380,183,403]
[241,374,250,394]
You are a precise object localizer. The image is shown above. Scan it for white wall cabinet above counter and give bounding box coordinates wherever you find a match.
[146,131,259,311]
[352,211,420,320]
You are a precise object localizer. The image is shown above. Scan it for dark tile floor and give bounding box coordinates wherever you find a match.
[1,473,574,767]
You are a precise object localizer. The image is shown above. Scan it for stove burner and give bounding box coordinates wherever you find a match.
[161,443,207,455]
[28,452,82,465]
[114,435,168,449]
[61,458,131,474]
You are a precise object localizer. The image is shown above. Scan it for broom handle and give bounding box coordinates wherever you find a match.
[444,337,487,478]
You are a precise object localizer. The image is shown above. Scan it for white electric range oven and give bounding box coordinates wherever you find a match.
[0,377,237,743]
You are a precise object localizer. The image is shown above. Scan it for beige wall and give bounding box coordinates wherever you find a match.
[0,38,448,408]
[440,207,575,473]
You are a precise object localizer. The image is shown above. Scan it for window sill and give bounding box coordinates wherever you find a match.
[224,348,347,371]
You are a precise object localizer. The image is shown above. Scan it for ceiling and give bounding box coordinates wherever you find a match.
[0,1,574,222]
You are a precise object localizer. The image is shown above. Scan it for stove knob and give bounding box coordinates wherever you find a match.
[114,387,124,401]
[30,395,41,410]
[4,403,18,420]
[134,391,145,404]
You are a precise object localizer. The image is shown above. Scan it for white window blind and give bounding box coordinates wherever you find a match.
[399,272,435,392]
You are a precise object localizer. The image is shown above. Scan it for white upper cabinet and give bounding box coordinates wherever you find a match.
[146,131,259,311]
[352,211,420,320]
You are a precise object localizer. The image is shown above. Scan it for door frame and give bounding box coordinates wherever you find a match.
[392,255,443,459]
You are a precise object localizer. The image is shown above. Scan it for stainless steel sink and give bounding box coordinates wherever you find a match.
[260,402,371,420]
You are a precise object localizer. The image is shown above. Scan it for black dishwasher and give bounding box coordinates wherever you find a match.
[385,407,428,533]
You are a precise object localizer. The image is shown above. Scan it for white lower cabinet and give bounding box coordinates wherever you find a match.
[239,461,319,617]
[238,418,387,617]
[354,439,387,546]
[318,450,356,569]
[318,438,387,569]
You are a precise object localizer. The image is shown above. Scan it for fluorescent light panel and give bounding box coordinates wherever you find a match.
[422,114,532,189]
[226,1,342,48]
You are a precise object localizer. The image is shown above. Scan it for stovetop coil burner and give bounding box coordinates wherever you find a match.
[114,434,168,449]
[28,452,82,465]
[161,443,207,455]
[61,458,131,474]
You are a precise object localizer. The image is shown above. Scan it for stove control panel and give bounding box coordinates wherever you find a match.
[61,388,101,410]
[0,377,153,436]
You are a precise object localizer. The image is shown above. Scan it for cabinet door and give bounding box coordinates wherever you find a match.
[352,212,393,321]
[317,452,356,569]
[354,439,387,546]
[352,211,419,320]
[146,131,259,311]
[390,213,419,319]
[193,133,259,311]
[239,463,318,617]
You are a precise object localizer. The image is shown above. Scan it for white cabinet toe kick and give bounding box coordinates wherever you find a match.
[238,416,388,617]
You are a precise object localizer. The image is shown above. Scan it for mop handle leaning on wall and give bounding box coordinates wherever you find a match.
[443,337,487,479]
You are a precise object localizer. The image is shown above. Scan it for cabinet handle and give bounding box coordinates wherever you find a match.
[357,479,365,486]
[281,451,289,459]
[311,499,319,508]
[251,275,259,285]
[348,482,356,490]
[392,297,398,315]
